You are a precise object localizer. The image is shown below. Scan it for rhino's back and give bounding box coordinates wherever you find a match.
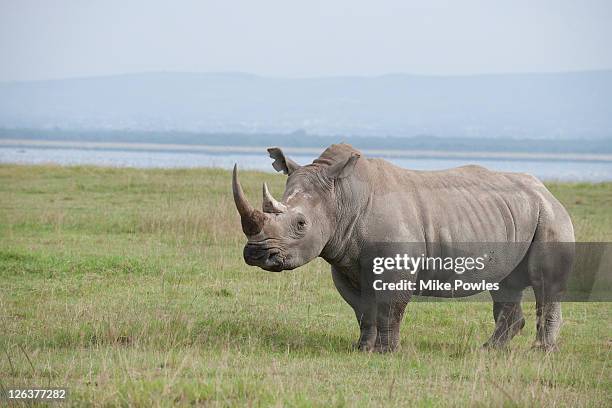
[366,159,549,244]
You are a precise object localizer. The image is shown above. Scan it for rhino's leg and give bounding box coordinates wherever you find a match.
[331,267,377,351]
[483,293,525,349]
[331,267,408,353]
[527,241,573,351]
[483,262,529,348]
[356,313,378,352]
[355,299,406,353]
[372,298,408,353]
[533,301,562,351]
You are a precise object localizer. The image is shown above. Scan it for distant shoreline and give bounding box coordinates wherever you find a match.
[2,138,612,163]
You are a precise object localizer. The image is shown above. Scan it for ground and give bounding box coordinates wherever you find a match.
[0,164,610,407]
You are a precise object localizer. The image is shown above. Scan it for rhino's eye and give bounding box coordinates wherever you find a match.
[295,216,307,231]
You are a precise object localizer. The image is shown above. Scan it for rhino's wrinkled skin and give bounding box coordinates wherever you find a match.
[232,144,575,352]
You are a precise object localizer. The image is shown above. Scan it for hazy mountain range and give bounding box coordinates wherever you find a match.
[0,70,611,140]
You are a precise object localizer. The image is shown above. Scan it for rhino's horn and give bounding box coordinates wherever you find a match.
[232,164,265,235]
[262,182,287,214]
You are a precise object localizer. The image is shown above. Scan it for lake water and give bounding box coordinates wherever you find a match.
[1,145,611,182]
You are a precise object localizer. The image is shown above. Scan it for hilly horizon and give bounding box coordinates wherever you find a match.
[0,70,611,140]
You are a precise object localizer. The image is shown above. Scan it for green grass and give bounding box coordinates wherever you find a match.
[0,164,610,407]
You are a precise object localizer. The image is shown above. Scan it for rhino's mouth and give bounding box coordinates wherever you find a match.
[243,244,286,272]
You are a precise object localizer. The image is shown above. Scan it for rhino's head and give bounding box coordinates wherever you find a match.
[232,145,360,272]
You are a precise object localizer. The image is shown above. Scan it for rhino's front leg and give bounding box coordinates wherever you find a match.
[331,267,408,352]
[331,267,377,350]
[371,296,409,352]
[356,311,379,351]
[356,298,407,353]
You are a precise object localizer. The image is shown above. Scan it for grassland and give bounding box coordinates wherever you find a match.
[0,164,610,407]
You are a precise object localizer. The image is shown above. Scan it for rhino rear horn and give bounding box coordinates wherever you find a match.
[262,182,287,213]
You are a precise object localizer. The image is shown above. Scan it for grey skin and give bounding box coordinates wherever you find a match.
[232,144,575,352]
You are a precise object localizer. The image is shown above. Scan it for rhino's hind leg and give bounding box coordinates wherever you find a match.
[527,241,573,351]
[483,302,525,348]
[533,301,562,351]
[483,297,525,349]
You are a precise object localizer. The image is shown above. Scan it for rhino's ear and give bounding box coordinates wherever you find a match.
[327,153,360,179]
[267,147,300,175]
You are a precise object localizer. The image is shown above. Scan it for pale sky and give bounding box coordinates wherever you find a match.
[0,0,611,81]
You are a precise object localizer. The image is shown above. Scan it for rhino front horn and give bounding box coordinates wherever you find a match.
[232,164,265,235]
[262,183,287,214]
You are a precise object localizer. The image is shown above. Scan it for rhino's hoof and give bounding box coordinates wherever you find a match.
[373,344,397,353]
[482,340,509,350]
[353,342,375,353]
[531,341,559,353]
